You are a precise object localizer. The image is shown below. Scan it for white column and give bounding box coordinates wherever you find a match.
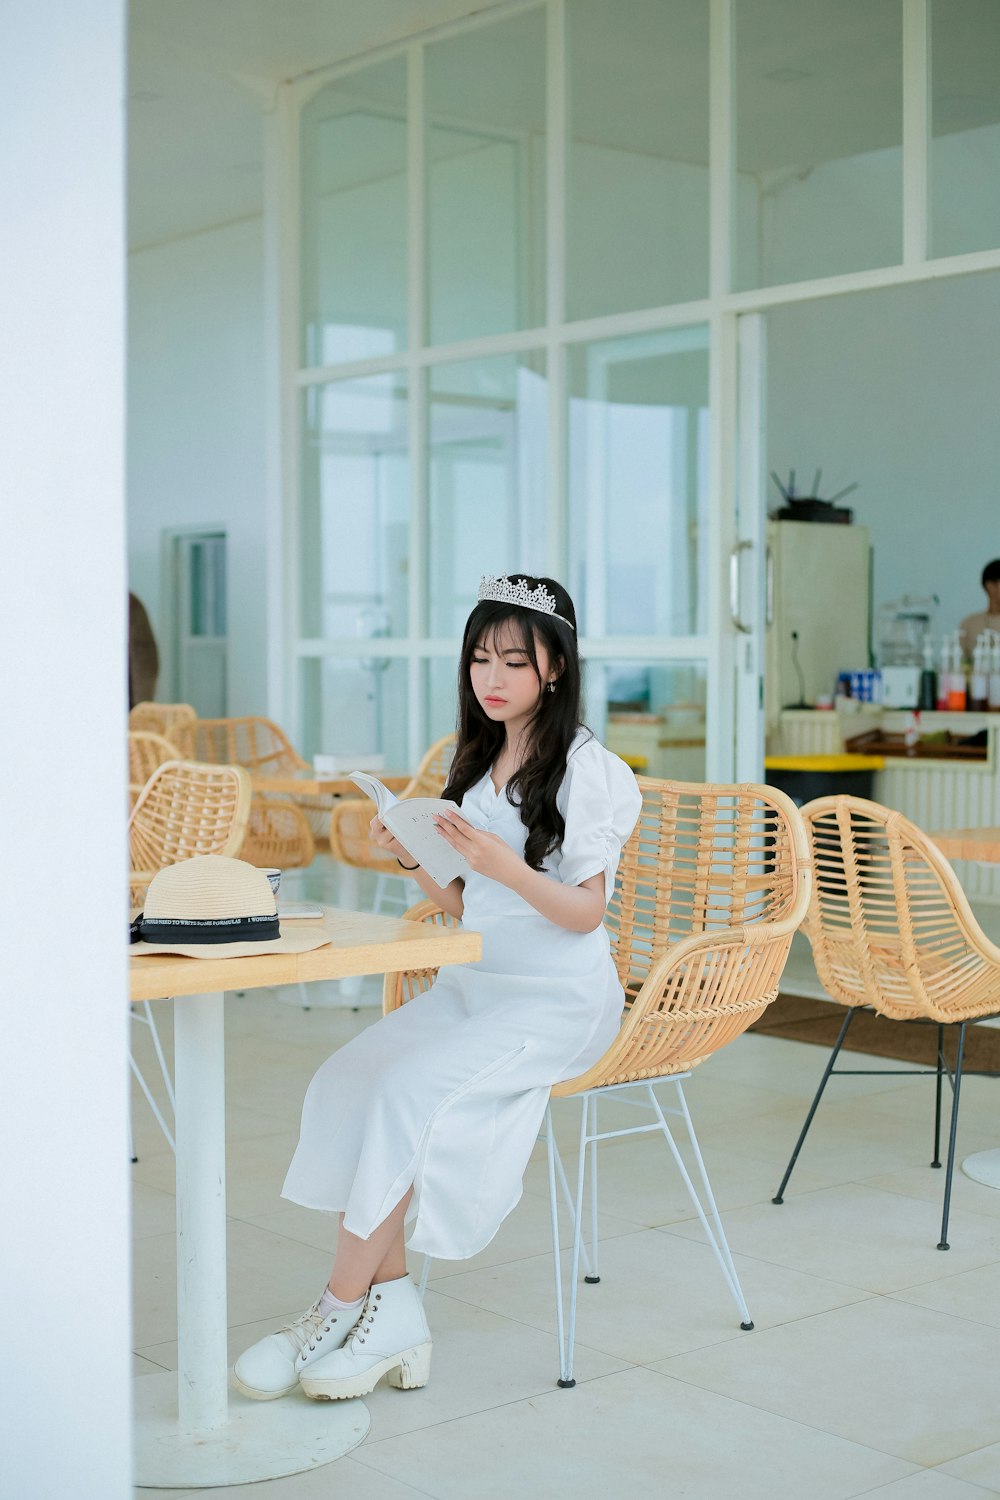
[902,0,931,266]
[0,2,131,1496]
[263,83,302,730]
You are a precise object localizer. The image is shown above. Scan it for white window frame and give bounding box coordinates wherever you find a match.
[264,0,1000,778]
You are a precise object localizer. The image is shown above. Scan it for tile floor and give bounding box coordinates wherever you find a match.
[131,933,1000,1500]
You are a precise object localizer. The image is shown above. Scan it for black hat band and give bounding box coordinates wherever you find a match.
[131,912,280,946]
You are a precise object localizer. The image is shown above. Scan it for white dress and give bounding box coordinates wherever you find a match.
[281,730,642,1261]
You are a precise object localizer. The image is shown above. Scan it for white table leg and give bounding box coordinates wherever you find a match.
[175,990,228,1432]
[133,990,369,1488]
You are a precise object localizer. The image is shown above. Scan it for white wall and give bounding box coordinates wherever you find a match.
[768,271,1000,651]
[127,216,268,714]
[0,2,132,1494]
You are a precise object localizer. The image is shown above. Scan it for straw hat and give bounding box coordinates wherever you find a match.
[130,855,331,958]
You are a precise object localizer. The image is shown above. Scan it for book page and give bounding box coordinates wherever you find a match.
[348,771,399,819]
[384,799,473,887]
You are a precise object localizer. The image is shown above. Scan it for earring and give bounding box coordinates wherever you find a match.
[547,681,556,693]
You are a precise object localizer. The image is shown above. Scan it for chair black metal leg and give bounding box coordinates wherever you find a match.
[931,1023,945,1168]
[773,1007,856,1205]
[938,1022,967,1251]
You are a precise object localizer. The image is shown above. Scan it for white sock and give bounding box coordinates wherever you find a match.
[318,1286,365,1317]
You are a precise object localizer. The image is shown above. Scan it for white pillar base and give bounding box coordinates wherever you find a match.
[134,1372,370,1489]
[961,1149,1000,1189]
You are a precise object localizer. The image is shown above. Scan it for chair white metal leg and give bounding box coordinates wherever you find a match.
[416,1109,593,1305]
[649,1081,753,1329]
[130,1001,177,1154]
[548,1079,754,1388]
[545,1104,575,1388]
[586,1095,600,1284]
[129,1051,176,1154]
[540,1113,594,1279]
[142,1001,175,1110]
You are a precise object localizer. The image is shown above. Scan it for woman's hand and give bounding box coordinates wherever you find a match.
[434,811,524,887]
[369,816,414,866]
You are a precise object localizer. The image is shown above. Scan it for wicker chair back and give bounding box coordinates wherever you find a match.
[128,702,197,752]
[188,716,308,775]
[128,731,180,805]
[128,759,251,905]
[800,794,1000,1025]
[384,775,811,1089]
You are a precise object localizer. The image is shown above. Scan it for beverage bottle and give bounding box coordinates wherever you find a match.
[936,639,950,711]
[947,635,967,712]
[988,631,1000,712]
[969,636,988,712]
[918,636,938,710]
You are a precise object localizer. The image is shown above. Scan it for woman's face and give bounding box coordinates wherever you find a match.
[469,622,555,741]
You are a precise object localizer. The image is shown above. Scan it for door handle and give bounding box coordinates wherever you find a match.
[729,541,752,635]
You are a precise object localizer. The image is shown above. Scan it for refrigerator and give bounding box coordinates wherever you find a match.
[765,521,871,733]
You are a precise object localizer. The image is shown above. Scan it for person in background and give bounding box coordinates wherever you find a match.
[128,591,159,708]
[959,560,1000,662]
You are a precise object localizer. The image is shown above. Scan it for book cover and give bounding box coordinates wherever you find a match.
[349,772,472,887]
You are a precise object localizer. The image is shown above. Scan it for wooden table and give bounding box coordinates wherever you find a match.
[931,826,1000,863]
[930,826,1000,1192]
[250,771,411,798]
[132,907,480,1489]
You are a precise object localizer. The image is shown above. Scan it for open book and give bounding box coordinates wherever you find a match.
[349,772,472,888]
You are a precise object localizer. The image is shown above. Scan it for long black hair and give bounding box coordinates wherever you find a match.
[442,575,584,871]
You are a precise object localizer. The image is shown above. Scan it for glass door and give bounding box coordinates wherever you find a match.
[567,325,711,783]
[733,313,768,781]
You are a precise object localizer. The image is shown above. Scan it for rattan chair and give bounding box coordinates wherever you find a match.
[329,733,455,913]
[128,759,252,1152]
[128,701,196,753]
[127,730,180,806]
[241,797,315,871]
[189,715,321,860]
[772,795,1000,1250]
[187,715,308,777]
[383,775,812,1385]
[129,759,251,904]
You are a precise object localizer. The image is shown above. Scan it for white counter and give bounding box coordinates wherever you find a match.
[771,708,1000,902]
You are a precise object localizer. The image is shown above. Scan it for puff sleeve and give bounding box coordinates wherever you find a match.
[554,736,643,903]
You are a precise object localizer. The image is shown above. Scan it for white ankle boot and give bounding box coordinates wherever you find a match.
[299,1275,432,1401]
[232,1296,362,1400]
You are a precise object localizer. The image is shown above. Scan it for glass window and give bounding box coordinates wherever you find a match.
[300,58,407,366]
[428,353,548,637]
[567,0,709,320]
[300,373,409,640]
[426,8,546,345]
[735,0,903,289]
[567,327,709,639]
[427,656,461,752]
[931,0,1000,259]
[299,657,409,767]
[587,658,707,782]
[427,656,707,784]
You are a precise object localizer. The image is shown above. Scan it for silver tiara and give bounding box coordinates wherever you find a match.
[477,575,574,629]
